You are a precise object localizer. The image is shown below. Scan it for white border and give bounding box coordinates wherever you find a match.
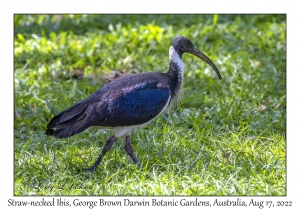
[2,0,299,209]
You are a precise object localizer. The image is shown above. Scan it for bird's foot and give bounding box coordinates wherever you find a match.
[136,161,142,169]
[82,165,97,172]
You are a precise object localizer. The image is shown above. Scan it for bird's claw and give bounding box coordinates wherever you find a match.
[82,165,97,172]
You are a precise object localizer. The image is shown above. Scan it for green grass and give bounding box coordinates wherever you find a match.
[14,14,286,195]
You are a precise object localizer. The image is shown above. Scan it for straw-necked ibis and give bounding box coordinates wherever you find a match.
[45,36,222,172]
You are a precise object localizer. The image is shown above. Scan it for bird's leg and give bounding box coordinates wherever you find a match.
[125,135,141,168]
[83,135,118,172]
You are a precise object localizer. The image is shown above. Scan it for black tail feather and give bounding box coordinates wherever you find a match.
[46,102,97,138]
[47,103,87,128]
[45,128,54,136]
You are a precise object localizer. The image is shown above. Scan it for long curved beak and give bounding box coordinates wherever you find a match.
[190,46,222,80]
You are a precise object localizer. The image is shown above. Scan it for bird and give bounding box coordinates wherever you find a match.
[45,36,222,172]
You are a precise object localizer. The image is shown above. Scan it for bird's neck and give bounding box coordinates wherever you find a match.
[168,46,184,91]
[166,46,185,107]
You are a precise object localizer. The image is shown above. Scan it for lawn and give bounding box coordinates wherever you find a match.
[14,14,286,195]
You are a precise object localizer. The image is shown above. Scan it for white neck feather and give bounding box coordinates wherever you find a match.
[169,46,184,74]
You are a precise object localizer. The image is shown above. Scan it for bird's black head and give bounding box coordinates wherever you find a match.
[172,36,222,80]
[172,36,194,57]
